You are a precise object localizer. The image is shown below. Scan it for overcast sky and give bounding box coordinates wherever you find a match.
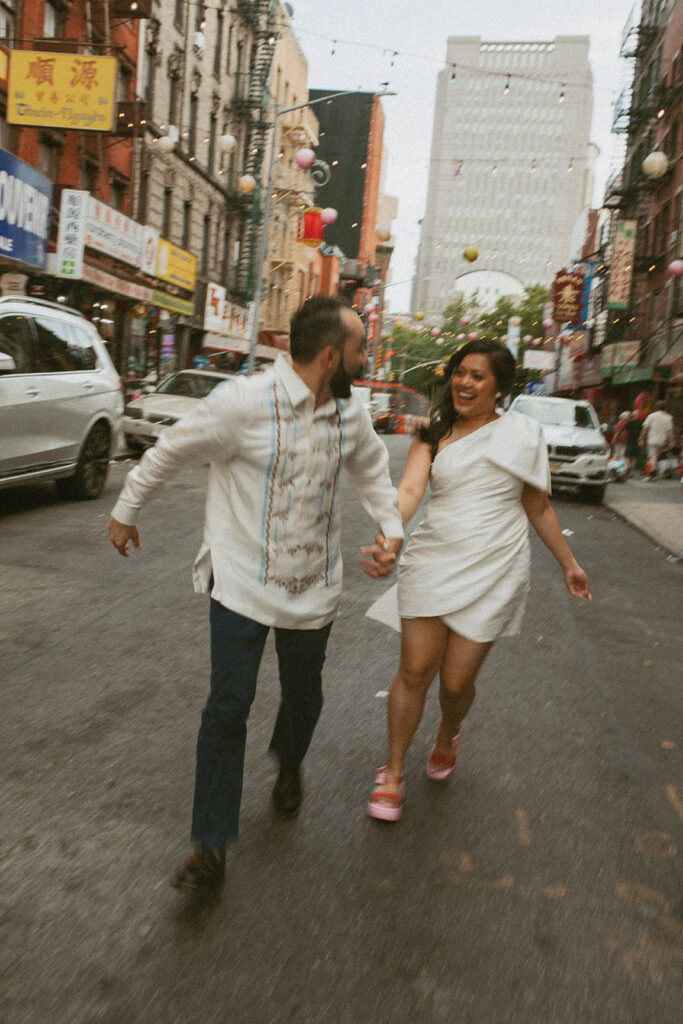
[289,0,640,309]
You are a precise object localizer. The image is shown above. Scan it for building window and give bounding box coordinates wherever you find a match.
[201,214,210,276]
[174,0,183,29]
[214,9,223,79]
[110,177,127,212]
[38,137,60,180]
[163,188,173,237]
[80,159,99,194]
[188,91,199,160]
[208,111,217,174]
[43,1,63,37]
[182,201,192,250]
[0,0,15,44]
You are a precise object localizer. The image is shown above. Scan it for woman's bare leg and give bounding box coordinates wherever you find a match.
[378,618,448,789]
[433,630,493,751]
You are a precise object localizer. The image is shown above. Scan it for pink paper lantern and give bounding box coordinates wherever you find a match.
[543,317,554,329]
[320,207,338,225]
[668,259,683,276]
[532,338,541,347]
[460,315,472,326]
[523,334,533,343]
[363,303,374,314]
[369,311,379,322]
[468,331,478,341]
[295,148,316,170]
[431,327,441,338]
[457,333,465,340]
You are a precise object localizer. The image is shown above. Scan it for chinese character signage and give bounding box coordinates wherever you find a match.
[204,282,249,339]
[607,220,637,311]
[7,52,117,131]
[155,238,197,292]
[86,197,144,268]
[552,270,583,324]
[0,148,52,268]
[55,189,87,277]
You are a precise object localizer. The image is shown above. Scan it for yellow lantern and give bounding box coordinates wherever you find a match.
[414,311,425,321]
[463,246,479,262]
[237,174,257,195]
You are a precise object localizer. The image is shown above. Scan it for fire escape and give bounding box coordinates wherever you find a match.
[231,0,279,301]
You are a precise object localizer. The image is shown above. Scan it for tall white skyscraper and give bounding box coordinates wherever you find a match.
[412,36,595,319]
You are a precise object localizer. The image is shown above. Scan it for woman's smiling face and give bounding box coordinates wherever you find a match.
[450,353,499,419]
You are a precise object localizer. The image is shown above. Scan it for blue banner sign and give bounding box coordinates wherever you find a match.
[0,148,52,268]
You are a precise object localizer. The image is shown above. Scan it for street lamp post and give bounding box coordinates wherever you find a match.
[246,88,396,375]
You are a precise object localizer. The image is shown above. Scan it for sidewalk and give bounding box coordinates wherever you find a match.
[603,474,683,560]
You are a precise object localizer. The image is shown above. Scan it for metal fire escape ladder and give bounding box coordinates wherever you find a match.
[235,0,279,299]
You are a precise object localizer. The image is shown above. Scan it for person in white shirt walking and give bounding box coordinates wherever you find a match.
[108,296,403,895]
[641,400,675,480]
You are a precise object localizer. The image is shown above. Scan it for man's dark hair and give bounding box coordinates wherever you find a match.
[289,295,353,364]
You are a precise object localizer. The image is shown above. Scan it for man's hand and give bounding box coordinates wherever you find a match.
[108,517,141,558]
[359,532,403,579]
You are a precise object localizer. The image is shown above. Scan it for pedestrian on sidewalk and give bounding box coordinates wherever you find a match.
[641,400,675,481]
[108,296,403,894]
[363,339,590,823]
[611,410,630,460]
[624,409,643,479]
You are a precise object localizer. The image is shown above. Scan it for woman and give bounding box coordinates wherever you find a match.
[364,339,590,822]
[611,410,630,460]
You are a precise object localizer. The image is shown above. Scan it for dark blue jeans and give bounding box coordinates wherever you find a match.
[190,599,332,850]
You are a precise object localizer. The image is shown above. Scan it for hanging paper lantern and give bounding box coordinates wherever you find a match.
[300,207,324,247]
[463,246,479,262]
[376,227,391,242]
[523,334,533,343]
[431,327,441,338]
[394,321,404,329]
[414,311,425,321]
[532,338,542,347]
[510,315,522,326]
[369,311,379,322]
[457,333,465,340]
[320,207,338,225]
[468,331,478,341]
[363,303,374,314]
[460,315,472,326]
[668,259,683,276]
[295,148,316,170]
[237,174,257,194]
[641,151,669,180]
[542,317,554,329]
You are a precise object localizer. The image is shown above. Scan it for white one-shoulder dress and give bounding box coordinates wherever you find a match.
[366,410,551,643]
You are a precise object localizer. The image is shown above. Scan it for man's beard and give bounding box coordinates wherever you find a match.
[329,360,354,398]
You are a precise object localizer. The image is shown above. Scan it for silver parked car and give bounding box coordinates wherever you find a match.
[510,395,609,503]
[122,369,236,454]
[0,297,123,499]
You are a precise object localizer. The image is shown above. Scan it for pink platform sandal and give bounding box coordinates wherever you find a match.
[427,724,463,781]
[367,766,405,822]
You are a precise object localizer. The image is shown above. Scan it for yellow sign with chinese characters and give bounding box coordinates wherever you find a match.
[155,238,197,293]
[7,52,117,131]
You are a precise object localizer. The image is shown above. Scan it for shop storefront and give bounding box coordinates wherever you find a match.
[199,281,289,373]
[0,147,52,282]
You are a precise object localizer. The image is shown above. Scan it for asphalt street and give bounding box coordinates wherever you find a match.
[1,435,682,1024]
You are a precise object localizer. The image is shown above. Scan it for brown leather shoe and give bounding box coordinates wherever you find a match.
[171,846,225,894]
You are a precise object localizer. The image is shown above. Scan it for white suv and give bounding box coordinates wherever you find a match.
[510,395,609,503]
[0,297,123,499]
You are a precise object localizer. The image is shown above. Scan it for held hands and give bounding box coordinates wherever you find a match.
[359,532,403,579]
[564,561,591,600]
[108,517,141,558]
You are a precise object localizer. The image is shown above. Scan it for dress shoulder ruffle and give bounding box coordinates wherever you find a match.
[487,410,551,493]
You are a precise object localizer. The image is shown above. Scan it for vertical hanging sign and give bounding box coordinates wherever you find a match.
[55,188,87,277]
[607,220,637,311]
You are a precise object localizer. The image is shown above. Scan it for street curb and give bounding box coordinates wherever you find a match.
[603,498,682,561]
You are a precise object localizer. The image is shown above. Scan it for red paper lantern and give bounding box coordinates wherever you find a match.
[301,207,324,247]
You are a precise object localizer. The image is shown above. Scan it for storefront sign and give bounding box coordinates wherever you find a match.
[204,282,250,340]
[652,365,672,380]
[82,261,153,302]
[0,272,28,295]
[607,220,637,310]
[522,350,555,371]
[154,239,196,292]
[600,340,641,377]
[0,148,52,268]
[152,289,195,317]
[552,270,583,324]
[55,189,88,277]
[141,226,160,276]
[7,51,116,131]
[0,46,8,90]
[86,197,144,268]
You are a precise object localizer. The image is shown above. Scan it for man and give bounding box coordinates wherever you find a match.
[641,400,675,481]
[108,296,403,895]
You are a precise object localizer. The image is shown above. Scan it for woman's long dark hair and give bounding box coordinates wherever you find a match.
[418,338,516,459]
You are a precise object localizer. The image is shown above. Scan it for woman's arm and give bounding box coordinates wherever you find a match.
[398,436,433,525]
[521,484,591,599]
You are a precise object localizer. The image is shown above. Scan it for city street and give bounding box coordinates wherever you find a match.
[1,435,682,1024]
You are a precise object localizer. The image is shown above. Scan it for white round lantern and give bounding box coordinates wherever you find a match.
[642,151,669,180]
[219,134,237,154]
